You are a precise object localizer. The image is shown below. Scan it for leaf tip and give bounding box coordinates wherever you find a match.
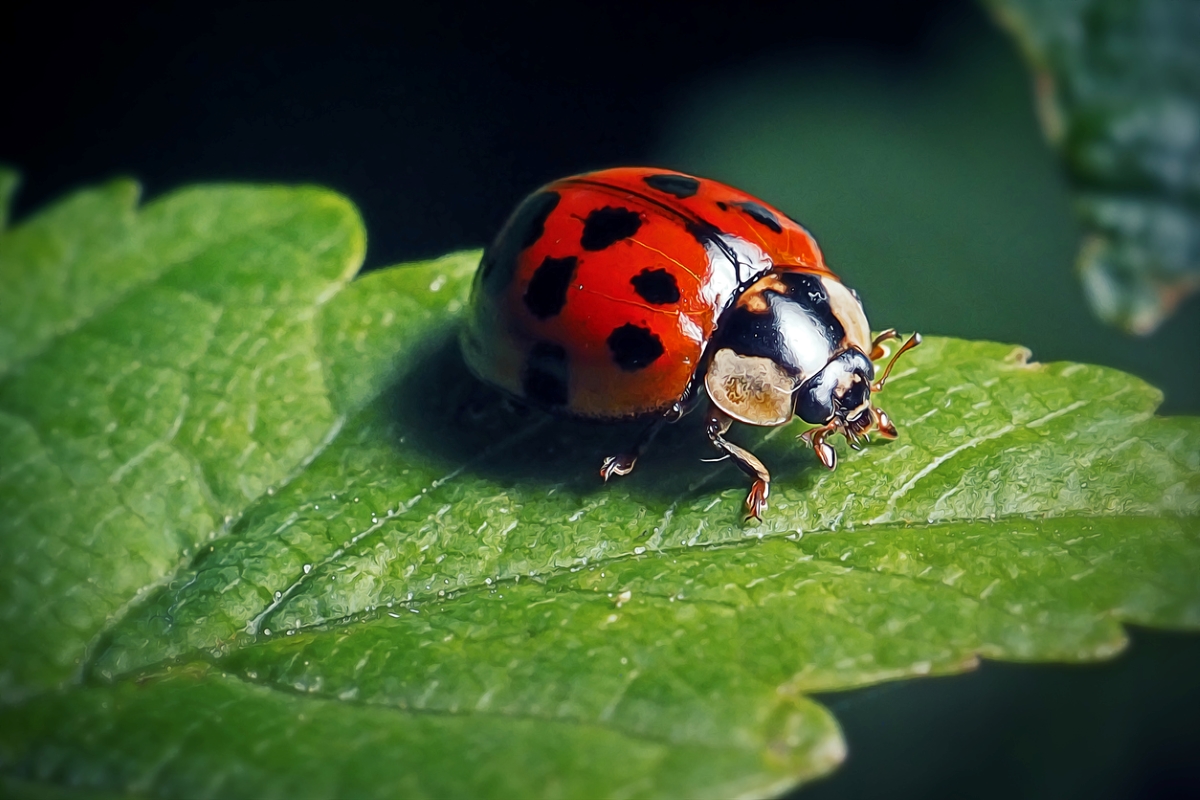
[306,185,368,283]
[1078,227,1200,337]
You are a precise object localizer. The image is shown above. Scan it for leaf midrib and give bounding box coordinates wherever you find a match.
[89,512,1192,691]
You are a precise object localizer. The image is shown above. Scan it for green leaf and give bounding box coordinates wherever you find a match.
[986,0,1200,335]
[1,178,1198,798]
[0,663,832,800]
[0,177,365,698]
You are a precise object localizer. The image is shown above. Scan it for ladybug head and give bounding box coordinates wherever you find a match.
[705,271,878,431]
[705,344,880,437]
[794,349,875,434]
[704,271,919,453]
[794,332,922,459]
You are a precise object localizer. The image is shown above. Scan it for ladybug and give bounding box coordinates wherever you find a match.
[461,167,920,519]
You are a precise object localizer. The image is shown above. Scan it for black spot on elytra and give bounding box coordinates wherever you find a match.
[580,207,642,251]
[685,218,723,247]
[630,268,680,305]
[523,255,577,319]
[716,201,728,211]
[642,173,700,199]
[479,191,561,294]
[735,201,783,234]
[523,342,569,407]
[607,323,664,371]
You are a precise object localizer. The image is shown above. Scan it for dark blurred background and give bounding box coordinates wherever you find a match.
[3,1,1198,797]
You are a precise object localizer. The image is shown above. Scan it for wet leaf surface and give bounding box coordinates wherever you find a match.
[1,174,1197,798]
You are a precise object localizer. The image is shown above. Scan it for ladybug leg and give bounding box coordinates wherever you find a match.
[704,405,771,520]
[799,424,839,470]
[869,329,900,361]
[600,417,666,482]
[873,407,898,439]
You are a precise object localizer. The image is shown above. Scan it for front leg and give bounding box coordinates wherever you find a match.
[705,405,772,520]
[798,423,839,469]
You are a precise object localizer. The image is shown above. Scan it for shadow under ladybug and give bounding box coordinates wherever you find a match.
[384,324,914,517]
[382,328,719,499]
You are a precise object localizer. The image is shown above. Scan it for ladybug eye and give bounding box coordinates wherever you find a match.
[705,348,797,427]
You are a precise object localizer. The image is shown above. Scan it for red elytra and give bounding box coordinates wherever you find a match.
[461,167,919,518]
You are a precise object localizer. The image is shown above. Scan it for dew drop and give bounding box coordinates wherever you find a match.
[633,546,646,555]
[303,564,312,574]
[274,591,282,600]
[263,628,271,636]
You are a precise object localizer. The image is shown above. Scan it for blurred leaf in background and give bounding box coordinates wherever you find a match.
[655,4,1199,414]
[987,0,1200,336]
